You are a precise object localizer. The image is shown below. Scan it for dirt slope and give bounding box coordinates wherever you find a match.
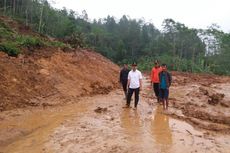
[0,49,119,111]
[0,16,120,111]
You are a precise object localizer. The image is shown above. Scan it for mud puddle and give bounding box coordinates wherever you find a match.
[0,101,89,153]
[0,77,230,153]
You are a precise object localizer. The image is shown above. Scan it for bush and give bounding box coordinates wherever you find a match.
[0,42,20,57]
[0,21,14,39]
[0,21,13,33]
[137,55,212,74]
[17,36,44,48]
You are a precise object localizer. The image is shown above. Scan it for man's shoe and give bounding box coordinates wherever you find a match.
[123,105,131,108]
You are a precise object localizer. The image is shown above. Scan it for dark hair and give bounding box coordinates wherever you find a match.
[132,62,137,66]
[154,60,159,64]
[162,63,167,67]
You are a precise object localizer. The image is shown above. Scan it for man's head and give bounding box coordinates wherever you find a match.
[154,60,159,67]
[131,62,137,71]
[124,64,128,69]
[161,64,167,71]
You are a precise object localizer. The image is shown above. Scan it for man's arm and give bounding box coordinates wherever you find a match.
[119,70,122,83]
[139,79,142,91]
[127,72,130,89]
[150,68,154,86]
[168,72,172,87]
[158,72,162,84]
[140,71,143,91]
[127,79,130,89]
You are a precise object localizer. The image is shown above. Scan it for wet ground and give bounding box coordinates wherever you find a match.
[0,77,230,153]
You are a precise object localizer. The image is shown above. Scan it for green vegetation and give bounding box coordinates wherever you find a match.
[0,22,70,56]
[0,21,14,39]
[0,10,71,56]
[0,0,229,75]
[17,35,44,48]
[46,41,69,48]
[0,42,20,57]
[138,55,211,73]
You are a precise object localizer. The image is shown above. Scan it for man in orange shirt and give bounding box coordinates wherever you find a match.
[150,60,162,102]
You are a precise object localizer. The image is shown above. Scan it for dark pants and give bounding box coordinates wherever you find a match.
[127,88,140,107]
[153,83,160,97]
[159,88,169,100]
[121,81,128,98]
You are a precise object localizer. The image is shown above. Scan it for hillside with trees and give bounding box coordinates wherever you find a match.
[1,1,230,152]
[0,0,230,75]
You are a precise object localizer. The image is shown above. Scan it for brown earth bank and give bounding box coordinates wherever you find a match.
[0,49,119,111]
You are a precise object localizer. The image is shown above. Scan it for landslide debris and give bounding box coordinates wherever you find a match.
[0,16,119,111]
[159,72,230,132]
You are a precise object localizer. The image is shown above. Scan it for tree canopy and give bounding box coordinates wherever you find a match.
[0,0,229,75]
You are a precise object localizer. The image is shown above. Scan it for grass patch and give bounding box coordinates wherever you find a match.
[17,35,44,48]
[0,42,20,57]
[0,21,14,39]
[0,19,71,56]
[46,41,69,48]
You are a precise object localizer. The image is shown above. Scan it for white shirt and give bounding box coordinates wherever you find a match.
[128,69,143,89]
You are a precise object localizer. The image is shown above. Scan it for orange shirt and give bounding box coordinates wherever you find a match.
[151,66,162,83]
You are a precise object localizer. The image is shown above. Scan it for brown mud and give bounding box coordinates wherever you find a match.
[167,72,230,134]
[0,50,119,111]
[0,76,230,153]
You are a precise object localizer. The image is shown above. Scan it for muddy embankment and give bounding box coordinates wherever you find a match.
[0,49,120,111]
[160,72,230,133]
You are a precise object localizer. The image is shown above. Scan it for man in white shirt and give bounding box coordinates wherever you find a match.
[126,62,143,110]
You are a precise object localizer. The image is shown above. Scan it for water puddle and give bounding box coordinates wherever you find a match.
[0,82,229,153]
[0,102,89,153]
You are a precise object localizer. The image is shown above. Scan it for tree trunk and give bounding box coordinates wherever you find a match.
[13,0,16,14]
[30,0,33,24]
[38,3,44,33]
[25,9,28,26]
[4,0,7,14]
[191,47,196,72]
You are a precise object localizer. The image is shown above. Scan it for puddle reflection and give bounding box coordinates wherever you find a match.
[120,109,142,134]
[151,106,172,152]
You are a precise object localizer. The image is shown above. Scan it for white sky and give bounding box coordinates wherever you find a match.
[50,0,230,32]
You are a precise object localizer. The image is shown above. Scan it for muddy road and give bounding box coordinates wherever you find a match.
[0,76,230,153]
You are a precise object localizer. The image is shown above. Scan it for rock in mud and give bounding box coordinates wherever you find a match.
[94,107,108,113]
[208,93,225,105]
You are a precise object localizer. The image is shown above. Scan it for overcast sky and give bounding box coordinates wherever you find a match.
[50,0,230,32]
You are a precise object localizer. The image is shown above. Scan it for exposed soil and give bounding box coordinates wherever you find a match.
[0,49,119,111]
[165,72,230,133]
[1,15,119,111]
[0,76,230,153]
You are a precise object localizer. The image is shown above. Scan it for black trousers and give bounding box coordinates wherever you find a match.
[121,81,128,95]
[127,88,140,107]
[153,83,160,97]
